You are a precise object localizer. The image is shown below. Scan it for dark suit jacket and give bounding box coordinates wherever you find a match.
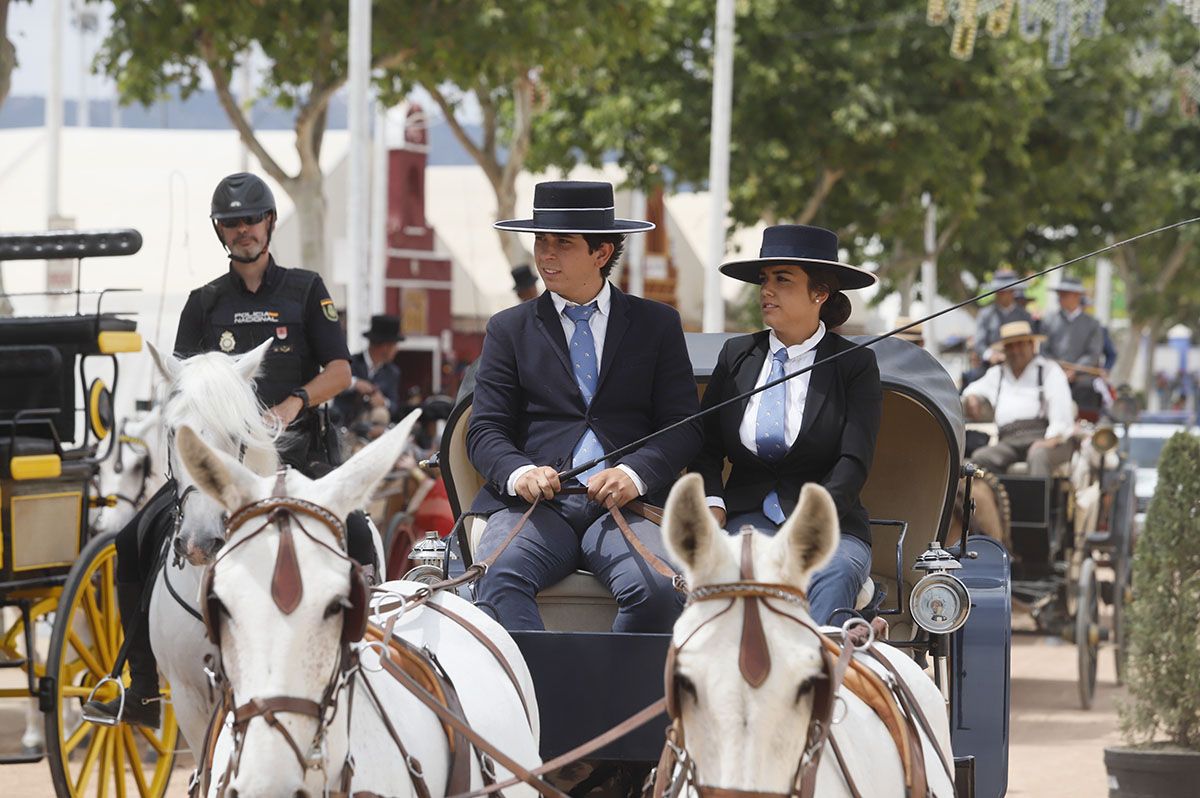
[334,352,403,423]
[466,285,702,514]
[690,331,882,544]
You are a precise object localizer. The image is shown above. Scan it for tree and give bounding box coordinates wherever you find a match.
[381,1,661,266]
[94,0,420,278]
[0,0,18,110]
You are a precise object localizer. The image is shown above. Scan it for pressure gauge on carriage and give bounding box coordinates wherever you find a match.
[909,542,971,635]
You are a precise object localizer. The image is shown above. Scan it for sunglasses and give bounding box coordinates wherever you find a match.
[216,212,269,229]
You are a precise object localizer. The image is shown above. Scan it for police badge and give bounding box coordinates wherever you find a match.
[219,330,236,352]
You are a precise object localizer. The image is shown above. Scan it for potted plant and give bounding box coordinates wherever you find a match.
[1105,431,1200,796]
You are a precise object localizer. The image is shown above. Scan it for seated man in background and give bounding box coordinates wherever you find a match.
[962,321,1074,476]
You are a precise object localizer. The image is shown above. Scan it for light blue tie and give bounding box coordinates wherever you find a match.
[756,347,790,523]
[564,303,607,485]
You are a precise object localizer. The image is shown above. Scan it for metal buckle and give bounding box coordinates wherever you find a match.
[81,676,124,727]
[359,640,389,673]
[406,753,425,779]
[830,695,848,725]
[841,616,874,650]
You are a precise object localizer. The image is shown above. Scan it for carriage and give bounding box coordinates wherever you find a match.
[436,333,1013,798]
[0,230,179,796]
[978,388,1139,710]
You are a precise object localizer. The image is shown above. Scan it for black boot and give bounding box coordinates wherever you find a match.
[82,580,161,728]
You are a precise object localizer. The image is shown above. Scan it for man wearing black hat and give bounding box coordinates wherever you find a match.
[511,264,540,302]
[335,314,405,424]
[1040,277,1106,416]
[467,180,702,633]
[975,268,1033,365]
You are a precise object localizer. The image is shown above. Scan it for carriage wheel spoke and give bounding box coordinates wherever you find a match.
[102,558,122,659]
[136,724,170,756]
[82,586,113,665]
[113,727,129,798]
[122,725,151,798]
[63,719,92,755]
[67,629,107,679]
[98,727,112,798]
[74,725,107,795]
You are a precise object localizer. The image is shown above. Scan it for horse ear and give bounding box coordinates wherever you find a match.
[663,474,724,583]
[147,342,182,383]
[176,425,256,512]
[776,483,840,588]
[234,339,273,381]
[312,408,423,518]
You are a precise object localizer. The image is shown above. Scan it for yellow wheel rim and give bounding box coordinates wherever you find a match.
[48,539,178,797]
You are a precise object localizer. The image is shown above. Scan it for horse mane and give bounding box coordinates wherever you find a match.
[163,352,281,469]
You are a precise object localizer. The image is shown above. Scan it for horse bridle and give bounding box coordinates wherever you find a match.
[197,469,369,797]
[656,530,863,798]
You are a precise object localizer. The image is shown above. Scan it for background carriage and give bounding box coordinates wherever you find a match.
[0,230,178,797]
[436,333,1013,798]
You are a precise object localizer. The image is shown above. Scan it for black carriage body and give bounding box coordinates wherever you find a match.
[441,333,1011,796]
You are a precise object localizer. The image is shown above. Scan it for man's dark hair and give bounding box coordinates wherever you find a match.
[582,233,626,279]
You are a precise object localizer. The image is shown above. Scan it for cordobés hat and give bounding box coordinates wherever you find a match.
[364,314,404,343]
[986,268,1021,293]
[997,320,1045,346]
[494,181,655,234]
[894,315,925,343]
[718,224,877,290]
[1053,276,1087,294]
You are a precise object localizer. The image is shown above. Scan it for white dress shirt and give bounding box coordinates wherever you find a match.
[505,282,646,496]
[962,355,1074,440]
[709,323,826,510]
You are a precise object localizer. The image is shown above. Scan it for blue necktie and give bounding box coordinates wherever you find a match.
[564,303,606,485]
[756,347,790,523]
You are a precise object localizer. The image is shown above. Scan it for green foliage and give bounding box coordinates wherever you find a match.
[1120,431,1200,750]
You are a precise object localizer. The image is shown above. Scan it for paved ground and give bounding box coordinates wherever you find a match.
[2,626,1124,797]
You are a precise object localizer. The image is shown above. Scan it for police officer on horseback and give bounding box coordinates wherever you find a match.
[85,173,377,728]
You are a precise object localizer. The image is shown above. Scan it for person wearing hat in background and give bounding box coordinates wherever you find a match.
[894,315,925,348]
[962,320,1074,476]
[1040,276,1106,416]
[689,224,882,626]
[511,264,541,302]
[335,314,405,426]
[467,180,702,632]
[975,268,1033,365]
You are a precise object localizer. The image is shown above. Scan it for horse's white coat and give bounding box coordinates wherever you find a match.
[94,405,169,535]
[662,474,955,798]
[180,415,540,797]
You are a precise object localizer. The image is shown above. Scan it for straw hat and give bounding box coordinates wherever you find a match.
[894,316,925,344]
[997,320,1045,346]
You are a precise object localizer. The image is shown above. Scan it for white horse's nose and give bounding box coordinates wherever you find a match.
[226,788,310,798]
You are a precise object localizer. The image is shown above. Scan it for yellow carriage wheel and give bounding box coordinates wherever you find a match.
[44,531,179,798]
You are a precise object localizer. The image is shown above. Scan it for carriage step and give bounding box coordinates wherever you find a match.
[0,746,45,764]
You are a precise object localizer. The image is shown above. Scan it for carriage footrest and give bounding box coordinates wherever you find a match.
[0,747,45,765]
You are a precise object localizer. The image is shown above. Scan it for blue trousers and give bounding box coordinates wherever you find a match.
[475,493,684,632]
[726,511,873,626]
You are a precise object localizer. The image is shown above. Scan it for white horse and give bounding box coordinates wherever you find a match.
[94,403,169,534]
[144,340,284,755]
[659,474,956,798]
[176,413,541,797]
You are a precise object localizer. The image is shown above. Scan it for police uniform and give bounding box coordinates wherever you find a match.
[174,256,349,467]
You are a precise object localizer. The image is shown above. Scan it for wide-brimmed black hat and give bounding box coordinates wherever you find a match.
[511,264,538,290]
[363,314,404,343]
[719,224,876,289]
[986,268,1021,293]
[494,181,655,234]
[1053,276,1087,294]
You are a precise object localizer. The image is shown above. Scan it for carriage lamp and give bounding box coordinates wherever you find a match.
[403,531,448,585]
[910,542,972,635]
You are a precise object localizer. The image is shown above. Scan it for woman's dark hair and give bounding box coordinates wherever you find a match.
[582,233,626,278]
[804,266,852,329]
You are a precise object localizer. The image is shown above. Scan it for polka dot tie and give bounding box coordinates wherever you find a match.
[564,303,606,485]
[756,347,790,523]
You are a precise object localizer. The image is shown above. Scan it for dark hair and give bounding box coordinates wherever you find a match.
[581,233,626,279]
[804,267,852,329]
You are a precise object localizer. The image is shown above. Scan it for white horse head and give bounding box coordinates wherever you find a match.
[148,340,279,564]
[177,410,421,797]
[662,473,838,792]
[660,474,956,798]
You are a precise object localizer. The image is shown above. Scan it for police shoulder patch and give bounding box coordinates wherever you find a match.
[320,298,339,322]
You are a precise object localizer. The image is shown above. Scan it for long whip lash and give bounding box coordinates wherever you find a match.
[557,215,1200,482]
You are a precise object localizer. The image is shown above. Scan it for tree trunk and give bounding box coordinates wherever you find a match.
[290,177,328,278]
[493,180,526,267]
[1111,322,1143,386]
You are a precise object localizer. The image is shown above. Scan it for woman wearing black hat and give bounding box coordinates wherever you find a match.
[690,224,882,625]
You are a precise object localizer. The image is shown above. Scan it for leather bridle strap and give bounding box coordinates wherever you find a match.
[231,696,324,774]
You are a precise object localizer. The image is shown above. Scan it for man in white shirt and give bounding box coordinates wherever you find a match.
[963,320,1075,476]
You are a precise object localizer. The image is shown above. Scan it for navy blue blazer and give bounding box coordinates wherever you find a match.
[334,352,403,423]
[466,285,702,514]
[689,331,881,544]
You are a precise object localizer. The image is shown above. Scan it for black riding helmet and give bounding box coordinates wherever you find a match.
[210,172,277,263]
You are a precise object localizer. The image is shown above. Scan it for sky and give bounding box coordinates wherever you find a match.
[8,0,119,100]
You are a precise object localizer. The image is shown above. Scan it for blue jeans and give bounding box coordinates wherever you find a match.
[475,492,684,632]
[726,511,874,626]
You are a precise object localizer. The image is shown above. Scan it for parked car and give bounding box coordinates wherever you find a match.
[1118,423,1200,531]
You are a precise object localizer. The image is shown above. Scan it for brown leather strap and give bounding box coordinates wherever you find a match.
[795,640,854,798]
[607,500,682,585]
[366,625,571,798]
[232,695,323,725]
[827,735,866,798]
[864,647,952,789]
[423,601,534,730]
[626,499,664,525]
[737,532,770,687]
[446,697,669,798]
[357,672,434,798]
